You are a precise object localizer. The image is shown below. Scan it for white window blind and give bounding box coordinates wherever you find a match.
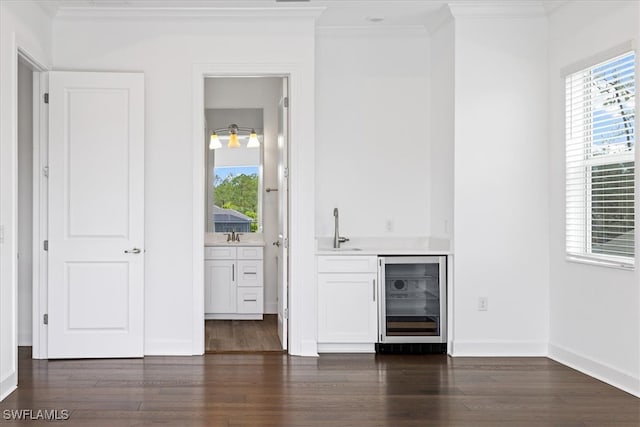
[565,51,636,267]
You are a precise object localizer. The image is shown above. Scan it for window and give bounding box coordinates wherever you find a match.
[565,50,636,267]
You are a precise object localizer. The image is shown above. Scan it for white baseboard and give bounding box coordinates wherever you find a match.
[451,340,547,357]
[294,339,318,357]
[205,313,263,320]
[317,343,375,353]
[548,343,640,398]
[0,371,17,402]
[144,339,194,356]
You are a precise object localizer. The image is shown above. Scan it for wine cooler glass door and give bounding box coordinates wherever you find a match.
[379,256,446,343]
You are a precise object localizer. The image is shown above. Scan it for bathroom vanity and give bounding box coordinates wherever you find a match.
[204,242,265,320]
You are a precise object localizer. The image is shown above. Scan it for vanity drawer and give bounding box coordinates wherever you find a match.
[204,246,237,260]
[237,260,264,287]
[237,246,264,260]
[237,287,263,314]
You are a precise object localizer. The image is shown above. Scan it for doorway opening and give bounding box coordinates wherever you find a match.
[17,56,35,354]
[16,50,48,361]
[202,76,289,353]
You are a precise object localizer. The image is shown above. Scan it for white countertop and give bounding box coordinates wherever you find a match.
[204,233,265,247]
[315,236,452,256]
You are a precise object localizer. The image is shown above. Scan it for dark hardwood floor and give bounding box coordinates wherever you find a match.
[205,314,282,353]
[1,347,638,426]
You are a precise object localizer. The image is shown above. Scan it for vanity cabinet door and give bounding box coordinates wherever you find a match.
[205,260,236,314]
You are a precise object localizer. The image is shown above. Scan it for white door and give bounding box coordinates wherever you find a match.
[276,78,289,350]
[48,71,144,358]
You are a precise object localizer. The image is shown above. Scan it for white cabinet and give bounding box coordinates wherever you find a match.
[205,246,264,320]
[205,260,236,313]
[317,256,378,352]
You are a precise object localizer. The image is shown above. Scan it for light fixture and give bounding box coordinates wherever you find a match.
[247,129,260,148]
[209,132,222,150]
[208,124,261,149]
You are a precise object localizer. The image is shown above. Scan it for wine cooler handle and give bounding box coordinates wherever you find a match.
[373,278,376,301]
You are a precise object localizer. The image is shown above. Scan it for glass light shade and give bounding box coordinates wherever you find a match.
[228,133,240,148]
[209,132,222,150]
[247,130,260,148]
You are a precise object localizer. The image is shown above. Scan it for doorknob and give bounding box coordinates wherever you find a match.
[273,241,280,247]
[124,248,142,254]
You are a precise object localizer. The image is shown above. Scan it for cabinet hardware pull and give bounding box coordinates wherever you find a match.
[232,264,235,281]
[243,272,257,275]
[244,298,258,302]
[373,279,376,301]
[124,248,141,254]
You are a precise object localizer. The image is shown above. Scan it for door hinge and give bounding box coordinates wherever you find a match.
[283,167,289,178]
[43,93,49,104]
[283,238,289,249]
[284,308,288,320]
[283,96,289,108]
[43,166,49,178]
[43,240,48,251]
[43,314,48,325]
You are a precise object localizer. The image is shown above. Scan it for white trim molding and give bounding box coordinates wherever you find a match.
[55,6,326,20]
[549,343,640,398]
[451,340,548,357]
[0,372,18,402]
[448,1,546,19]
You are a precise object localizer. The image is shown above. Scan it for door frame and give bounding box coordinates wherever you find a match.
[192,62,316,356]
[16,48,48,361]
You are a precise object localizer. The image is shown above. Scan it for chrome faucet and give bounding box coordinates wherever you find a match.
[333,208,349,248]
[226,231,241,243]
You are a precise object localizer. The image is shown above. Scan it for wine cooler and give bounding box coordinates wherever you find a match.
[376,256,446,353]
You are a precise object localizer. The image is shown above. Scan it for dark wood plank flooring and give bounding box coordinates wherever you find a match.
[1,347,638,426]
[205,314,283,353]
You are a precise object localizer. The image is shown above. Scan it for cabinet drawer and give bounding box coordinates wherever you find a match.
[237,287,263,314]
[237,260,264,287]
[204,246,237,260]
[237,246,264,260]
[317,256,377,273]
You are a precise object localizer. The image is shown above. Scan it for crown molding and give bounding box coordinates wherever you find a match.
[54,6,327,21]
[541,0,570,16]
[448,1,546,19]
[316,25,428,38]
[425,4,454,35]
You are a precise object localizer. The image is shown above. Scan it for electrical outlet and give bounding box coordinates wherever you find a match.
[478,297,488,311]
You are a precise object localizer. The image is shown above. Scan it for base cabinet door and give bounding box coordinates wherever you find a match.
[317,273,377,343]
[205,260,236,313]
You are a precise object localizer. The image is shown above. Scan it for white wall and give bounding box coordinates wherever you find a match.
[0,0,52,401]
[452,14,550,356]
[53,14,317,356]
[547,0,640,396]
[315,28,431,238]
[205,77,282,314]
[429,19,455,242]
[17,59,33,346]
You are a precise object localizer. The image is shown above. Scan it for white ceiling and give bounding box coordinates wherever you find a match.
[39,1,567,27]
